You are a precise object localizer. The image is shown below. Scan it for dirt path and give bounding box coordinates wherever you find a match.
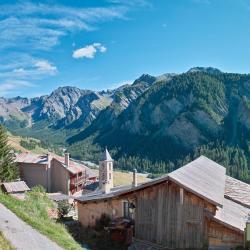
[0,203,63,250]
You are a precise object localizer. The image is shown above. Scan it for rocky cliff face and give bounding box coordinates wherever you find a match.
[68,69,250,162]
[0,86,112,130]
[1,74,155,135]
[67,73,161,143]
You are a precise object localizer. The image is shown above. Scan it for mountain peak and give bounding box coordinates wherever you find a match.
[188,67,222,75]
[133,74,156,85]
[51,86,82,94]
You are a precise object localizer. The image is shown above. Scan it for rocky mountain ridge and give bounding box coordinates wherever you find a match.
[2,67,250,166]
[0,73,158,138]
[68,68,250,166]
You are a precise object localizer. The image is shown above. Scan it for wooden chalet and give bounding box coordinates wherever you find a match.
[75,156,250,249]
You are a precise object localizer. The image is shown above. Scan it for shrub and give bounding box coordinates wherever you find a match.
[95,213,111,231]
[57,200,71,218]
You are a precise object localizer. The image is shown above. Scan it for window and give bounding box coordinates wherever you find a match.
[123,201,130,219]
[109,163,112,170]
[109,173,112,180]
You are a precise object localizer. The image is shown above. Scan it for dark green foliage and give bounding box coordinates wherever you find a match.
[57,200,71,218]
[95,214,111,231]
[20,139,39,150]
[19,138,62,155]
[191,143,249,182]
[67,71,250,183]
[116,155,174,174]
[0,125,19,181]
[67,223,127,250]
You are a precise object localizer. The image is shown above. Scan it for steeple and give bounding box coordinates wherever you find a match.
[100,146,113,161]
[99,147,114,193]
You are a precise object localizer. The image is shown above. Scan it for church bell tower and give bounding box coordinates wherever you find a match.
[99,147,113,192]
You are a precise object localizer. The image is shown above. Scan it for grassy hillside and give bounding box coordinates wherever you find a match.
[91,168,150,186]
[7,132,48,154]
[113,171,150,186]
[0,188,83,250]
[7,131,63,156]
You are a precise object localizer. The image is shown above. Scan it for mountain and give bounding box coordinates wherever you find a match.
[1,75,156,143]
[1,87,112,128]
[2,67,250,181]
[67,69,250,181]
[68,73,161,141]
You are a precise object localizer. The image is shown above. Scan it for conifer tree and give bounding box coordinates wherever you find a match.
[0,125,19,182]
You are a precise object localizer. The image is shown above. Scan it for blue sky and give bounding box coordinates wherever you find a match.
[1,0,250,97]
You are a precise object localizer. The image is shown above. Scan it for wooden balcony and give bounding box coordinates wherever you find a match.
[70,175,85,186]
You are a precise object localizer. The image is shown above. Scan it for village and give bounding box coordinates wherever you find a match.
[1,147,250,250]
[1,1,250,249]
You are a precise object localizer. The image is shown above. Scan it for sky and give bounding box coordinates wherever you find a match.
[1,0,250,97]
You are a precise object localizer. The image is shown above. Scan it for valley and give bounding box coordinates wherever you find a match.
[1,67,250,182]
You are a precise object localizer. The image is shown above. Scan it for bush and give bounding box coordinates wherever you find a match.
[57,200,71,218]
[95,213,111,231]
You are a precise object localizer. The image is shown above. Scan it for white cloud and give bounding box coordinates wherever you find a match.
[73,45,97,59]
[73,43,107,59]
[0,54,57,96]
[0,80,34,96]
[107,0,151,7]
[0,55,57,79]
[0,2,127,51]
[94,43,107,53]
[108,79,133,90]
[35,60,57,74]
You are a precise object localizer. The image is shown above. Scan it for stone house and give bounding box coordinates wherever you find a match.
[16,152,97,195]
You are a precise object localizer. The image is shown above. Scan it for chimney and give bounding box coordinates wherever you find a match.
[46,153,51,165]
[132,169,138,187]
[46,153,51,192]
[65,153,69,167]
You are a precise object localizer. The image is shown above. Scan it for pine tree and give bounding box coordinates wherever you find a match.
[0,125,19,182]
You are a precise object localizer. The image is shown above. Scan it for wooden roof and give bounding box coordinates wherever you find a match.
[75,156,250,233]
[225,176,250,209]
[48,193,72,202]
[169,156,226,207]
[2,181,30,193]
[15,152,48,164]
[77,156,227,206]
[213,197,250,233]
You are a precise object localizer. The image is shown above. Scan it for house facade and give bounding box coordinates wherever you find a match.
[76,155,250,249]
[16,152,97,195]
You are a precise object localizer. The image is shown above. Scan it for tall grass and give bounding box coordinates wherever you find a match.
[0,187,83,250]
[0,232,13,250]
